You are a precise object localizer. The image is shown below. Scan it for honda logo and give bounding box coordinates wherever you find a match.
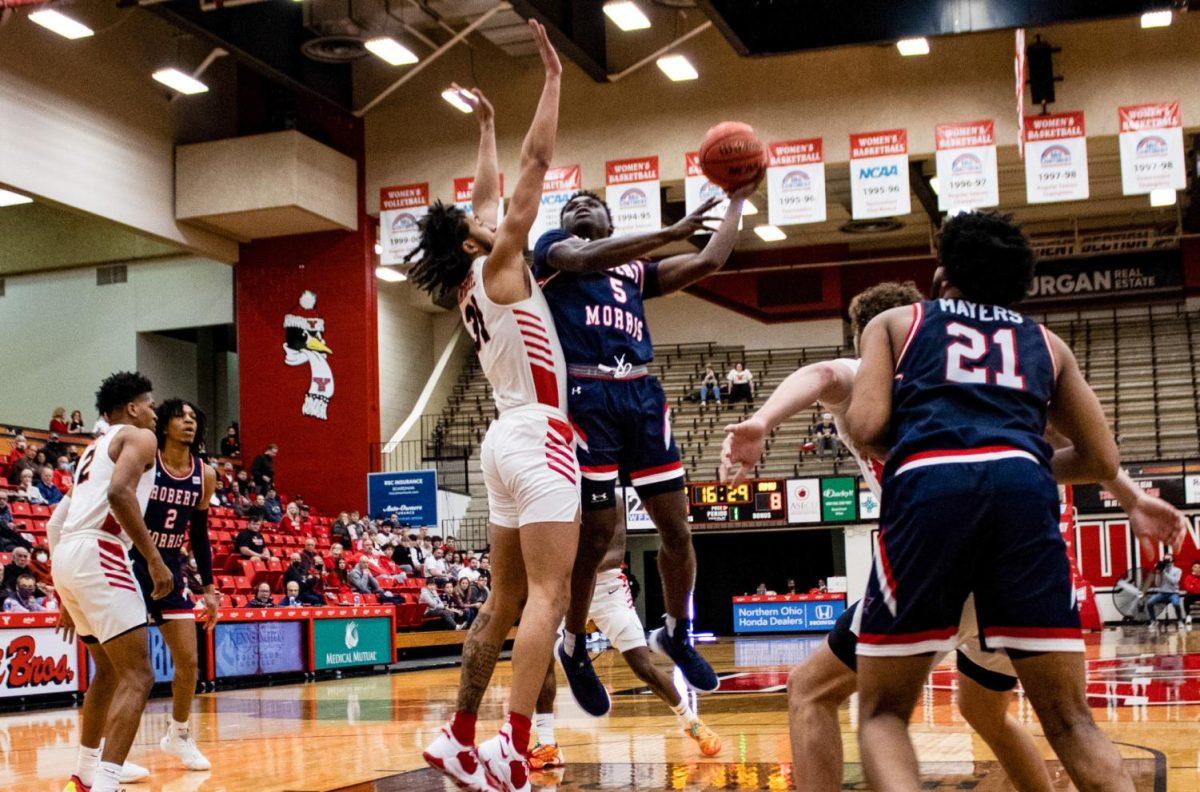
[814,605,833,620]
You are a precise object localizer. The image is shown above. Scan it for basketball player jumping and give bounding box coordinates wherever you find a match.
[721,280,1188,792]
[127,398,219,773]
[48,372,172,792]
[844,211,1179,792]
[533,160,760,716]
[411,20,578,792]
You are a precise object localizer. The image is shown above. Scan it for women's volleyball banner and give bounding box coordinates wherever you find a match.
[453,174,504,224]
[1024,112,1089,204]
[379,183,429,265]
[605,156,661,236]
[766,139,826,226]
[1118,102,1185,195]
[849,130,910,220]
[528,165,581,248]
[934,120,999,211]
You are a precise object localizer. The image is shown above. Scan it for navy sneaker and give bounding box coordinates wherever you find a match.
[648,618,719,693]
[555,630,611,717]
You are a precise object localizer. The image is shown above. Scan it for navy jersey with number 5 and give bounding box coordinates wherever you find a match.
[144,452,204,551]
[885,298,1057,477]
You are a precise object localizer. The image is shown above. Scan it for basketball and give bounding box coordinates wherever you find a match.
[698,121,766,191]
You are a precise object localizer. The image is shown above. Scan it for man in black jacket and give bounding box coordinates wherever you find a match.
[250,444,277,490]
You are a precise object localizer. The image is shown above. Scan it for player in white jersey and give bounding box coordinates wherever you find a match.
[408,22,575,792]
[721,283,1188,792]
[47,372,173,792]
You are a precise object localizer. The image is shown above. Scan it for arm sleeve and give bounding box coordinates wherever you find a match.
[531,229,573,278]
[46,496,70,552]
[189,509,214,586]
[641,260,663,299]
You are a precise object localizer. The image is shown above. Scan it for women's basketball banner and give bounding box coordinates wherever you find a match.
[1023,112,1089,204]
[1118,102,1185,195]
[379,183,429,265]
[766,139,826,226]
[528,165,581,248]
[453,174,505,223]
[849,130,910,220]
[605,156,661,236]
[934,120,999,211]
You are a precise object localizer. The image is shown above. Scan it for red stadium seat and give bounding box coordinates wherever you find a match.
[217,575,235,592]
[231,594,248,608]
[31,504,50,517]
[234,576,251,592]
[10,502,30,517]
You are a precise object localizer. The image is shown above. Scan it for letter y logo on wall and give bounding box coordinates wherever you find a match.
[283,291,334,420]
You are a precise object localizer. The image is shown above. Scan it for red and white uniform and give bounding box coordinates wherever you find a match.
[52,424,153,643]
[458,258,579,527]
[587,567,646,652]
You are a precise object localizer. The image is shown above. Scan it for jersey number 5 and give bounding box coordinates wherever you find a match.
[945,322,1026,390]
[463,296,491,352]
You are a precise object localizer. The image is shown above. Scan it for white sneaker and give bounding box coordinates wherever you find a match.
[119,760,150,783]
[477,729,531,792]
[161,732,212,771]
[423,724,490,791]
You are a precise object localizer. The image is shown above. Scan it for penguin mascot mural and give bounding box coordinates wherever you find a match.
[283,290,334,420]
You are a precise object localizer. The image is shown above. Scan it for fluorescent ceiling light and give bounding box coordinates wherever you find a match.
[441,88,474,113]
[754,224,786,242]
[376,266,407,282]
[1140,10,1172,28]
[374,241,383,255]
[152,68,209,95]
[896,37,930,56]
[656,54,698,81]
[603,2,651,31]
[742,199,758,216]
[365,37,419,66]
[28,9,94,39]
[1150,188,1177,207]
[0,188,33,207]
[928,176,940,195]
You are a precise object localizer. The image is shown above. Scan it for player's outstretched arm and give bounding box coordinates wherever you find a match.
[655,176,762,295]
[720,360,855,485]
[483,19,561,303]
[45,495,70,552]
[1045,331,1120,483]
[109,428,173,598]
[452,82,500,229]
[845,309,904,460]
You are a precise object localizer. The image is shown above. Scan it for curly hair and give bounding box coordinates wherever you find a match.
[95,371,153,418]
[848,281,925,342]
[560,190,613,225]
[938,211,1035,307]
[155,398,205,453]
[404,200,473,299]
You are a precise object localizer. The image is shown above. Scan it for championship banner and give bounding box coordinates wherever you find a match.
[766,139,826,226]
[1118,102,1186,196]
[605,156,661,236]
[684,151,731,227]
[379,183,429,266]
[1023,112,1089,204]
[0,623,81,699]
[453,174,505,224]
[849,130,911,219]
[935,120,999,211]
[528,165,581,249]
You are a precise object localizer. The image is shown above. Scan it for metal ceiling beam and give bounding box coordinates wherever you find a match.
[508,0,608,83]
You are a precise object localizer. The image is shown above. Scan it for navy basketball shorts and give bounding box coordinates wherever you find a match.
[568,374,684,512]
[130,547,196,625]
[857,458,1082,658]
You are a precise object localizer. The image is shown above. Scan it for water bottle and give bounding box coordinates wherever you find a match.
[354,594,361,607]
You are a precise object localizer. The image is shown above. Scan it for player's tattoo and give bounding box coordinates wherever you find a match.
[456,612,501,713]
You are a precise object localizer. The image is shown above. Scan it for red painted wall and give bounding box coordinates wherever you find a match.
[235,227,380,514]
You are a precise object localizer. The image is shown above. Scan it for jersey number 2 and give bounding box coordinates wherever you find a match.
[945,322,1026,389]
[463,296,491,352]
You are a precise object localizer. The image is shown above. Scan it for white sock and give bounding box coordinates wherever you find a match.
[665,615,679,638]
[534,712,555,745]
[170,718,190,739]
[669,698,696,726]
[562,632,577,656]
[92,761,122,792]
[77,744,101,786]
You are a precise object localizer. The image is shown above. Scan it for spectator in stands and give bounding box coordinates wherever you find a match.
[330,514,353,549]
[727,363,755,403]
[35,467,62,506]
[453,576,481,627]
[234,469,256,498]
[697,365,722,405]
[1147,555,1185,626]
[328,556,351,592]
[234,512,271,561]
[423,547,448,579]
[0,492,12,530]
[445,552,462,579]
[440,579,468,627]
[183,553,205,597]
[785,578,798,595]
[246,583,275,608]
[7,441,38,486]
[278,581,305,608]
[53,457,74,492]
[808,579,829,595]
[298,504,313,534]
[395,533,424,571]
[457,557,481,582]
[250,443,277,490]
[283,552,324,606]
[92,413,110,437]
[809,413,840,457]
[470,571,491,608]
[262,487,283,524]
[348,557,402,604]
[281,501,305,534]
[49,407,70,434]
[18,469,44,504]
[1181,561,1200,621]
[3,573,46,612]
[1,547,34,592]
[220,425,240,457]
[41,433,67,468]
[219,461,236,491]
[420,578,457,630]
[68,410,85,434]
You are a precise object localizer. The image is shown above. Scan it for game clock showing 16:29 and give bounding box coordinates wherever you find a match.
[688,480,786,523]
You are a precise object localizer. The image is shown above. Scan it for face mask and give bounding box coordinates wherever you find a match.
[18,587,35,598]
[35,553,48,563]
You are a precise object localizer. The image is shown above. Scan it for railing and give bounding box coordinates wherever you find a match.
[442,517,490,552]
[375,439,472,496]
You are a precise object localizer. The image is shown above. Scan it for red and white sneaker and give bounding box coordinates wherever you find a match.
[477,729,531,792]
[423,724,490,791]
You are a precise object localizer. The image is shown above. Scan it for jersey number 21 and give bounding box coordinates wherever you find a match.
[945,322,1026,390]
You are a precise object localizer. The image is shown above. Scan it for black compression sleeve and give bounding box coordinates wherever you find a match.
[190,509,214,586]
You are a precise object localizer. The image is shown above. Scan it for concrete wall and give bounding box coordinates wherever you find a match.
[645,292,845,350]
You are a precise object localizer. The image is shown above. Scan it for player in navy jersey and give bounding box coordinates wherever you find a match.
[129,399,217,772]
[846,212,1137,792]
[533,175,760,712]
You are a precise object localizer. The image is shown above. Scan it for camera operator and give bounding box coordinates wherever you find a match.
[1146,554,1185,627]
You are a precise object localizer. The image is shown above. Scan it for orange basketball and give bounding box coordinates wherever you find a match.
[698,121,766,191]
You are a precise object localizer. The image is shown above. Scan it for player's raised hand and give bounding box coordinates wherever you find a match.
[450,83,494,126]
[720,416,768,485]
[728,167,765,202]
[670,196,723,239]
[1128,493,1189,555]
[529,19,561,78]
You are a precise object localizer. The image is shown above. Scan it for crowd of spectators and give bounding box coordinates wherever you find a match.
[751,578,829,597]
[689,362,756,405]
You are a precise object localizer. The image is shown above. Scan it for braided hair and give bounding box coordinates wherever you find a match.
[404,200,474,299]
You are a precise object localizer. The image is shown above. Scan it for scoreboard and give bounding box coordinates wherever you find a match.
[688,480,787,524]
